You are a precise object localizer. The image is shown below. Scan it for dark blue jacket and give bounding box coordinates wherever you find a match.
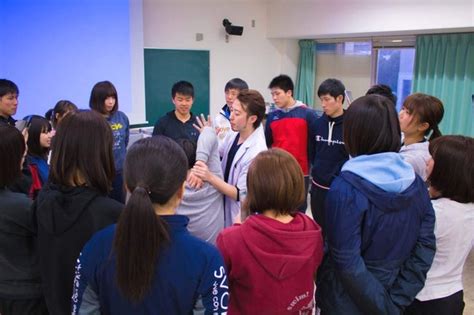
[310,113,348,189]
[27,155,49,184]
[317,153,436,315]
[152,110,199,143]
[72,215,228,315]
[107,111,129,172]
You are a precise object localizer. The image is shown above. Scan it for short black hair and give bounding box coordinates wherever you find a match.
[225,78,248,91]
[0,124,25,187]
[171,81,194,98]
[89,81,119,115]
[268,74,294,94]
[0,79,19,97]
[317,78,345,103]
[366,84,397,106]
[344,94,401,157]
[176,138,197,169]
[428,135,474,203]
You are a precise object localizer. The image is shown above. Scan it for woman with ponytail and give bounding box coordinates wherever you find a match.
[72,136,228,315]
[399,93,444,181]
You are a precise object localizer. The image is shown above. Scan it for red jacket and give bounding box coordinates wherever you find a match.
[216,213,323,315]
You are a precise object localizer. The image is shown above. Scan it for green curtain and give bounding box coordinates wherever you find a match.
[412,33,474,136]
[295,40,316,106]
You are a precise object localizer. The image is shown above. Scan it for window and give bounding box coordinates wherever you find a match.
[375,48,415,111]
[314,37,416,112]
[314,41,372,111]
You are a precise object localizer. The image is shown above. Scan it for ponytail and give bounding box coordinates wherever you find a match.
[113,186,169,302]
[429,125,442,141]
[113,136,188,302]
[403,94,444,142]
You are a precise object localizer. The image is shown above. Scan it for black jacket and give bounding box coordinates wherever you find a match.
[0,189,42,299]
[0,115,16,126]
[310,113,349,188]
[152,110,199,142]
[33,183,122,315]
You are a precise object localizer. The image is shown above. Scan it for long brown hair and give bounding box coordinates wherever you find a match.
[402,93,444,140]
[49,110,114,193]
[113,136,188,302]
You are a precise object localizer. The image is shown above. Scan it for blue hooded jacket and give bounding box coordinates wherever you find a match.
[317,152,436,315]
[72,215,228,315]
[310,113,349,188]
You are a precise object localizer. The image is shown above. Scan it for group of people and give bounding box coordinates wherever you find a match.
[0,75,472,315]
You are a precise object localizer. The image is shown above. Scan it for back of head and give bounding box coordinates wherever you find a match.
[45,109,54,122]
[236,89,265,129]
[0,79,19,97]
[49,110,114,194]
[268,74,294,94]
[366,84,397,106]
[402,93,444,140]
[317,78,346,102]
[176,138,197,169]
[225,78,248,91]
[89,81,119,115]
[171,81,194,98]
[52,100,78,128]
[344,94,401,157]
[245,148,305,216]
[428,135,474,203]
[26,115,52,158]
[0,124,25,187]
[114,136,188,302]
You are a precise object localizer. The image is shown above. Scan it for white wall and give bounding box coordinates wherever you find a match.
[143,0,300,118]
[141,0,473,118]
[267,0,474,39]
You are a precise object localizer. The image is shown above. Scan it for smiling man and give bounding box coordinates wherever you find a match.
[152,81,199,142]
[310,78,349,236]
[0,79,19,126]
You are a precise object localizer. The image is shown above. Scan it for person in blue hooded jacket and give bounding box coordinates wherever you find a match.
[71,136,228,315]
[316,94,436,315]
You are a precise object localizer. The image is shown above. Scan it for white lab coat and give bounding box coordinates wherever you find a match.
[220,125,267,226]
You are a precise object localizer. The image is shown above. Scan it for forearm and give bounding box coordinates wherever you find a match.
[208,173,238,200]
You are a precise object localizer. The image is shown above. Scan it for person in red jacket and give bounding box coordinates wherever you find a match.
[216,148,323,315]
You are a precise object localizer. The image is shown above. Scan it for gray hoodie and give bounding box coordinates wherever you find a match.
[177,127,224,244]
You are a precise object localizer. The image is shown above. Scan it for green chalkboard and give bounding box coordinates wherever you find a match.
[143,49,210,127]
